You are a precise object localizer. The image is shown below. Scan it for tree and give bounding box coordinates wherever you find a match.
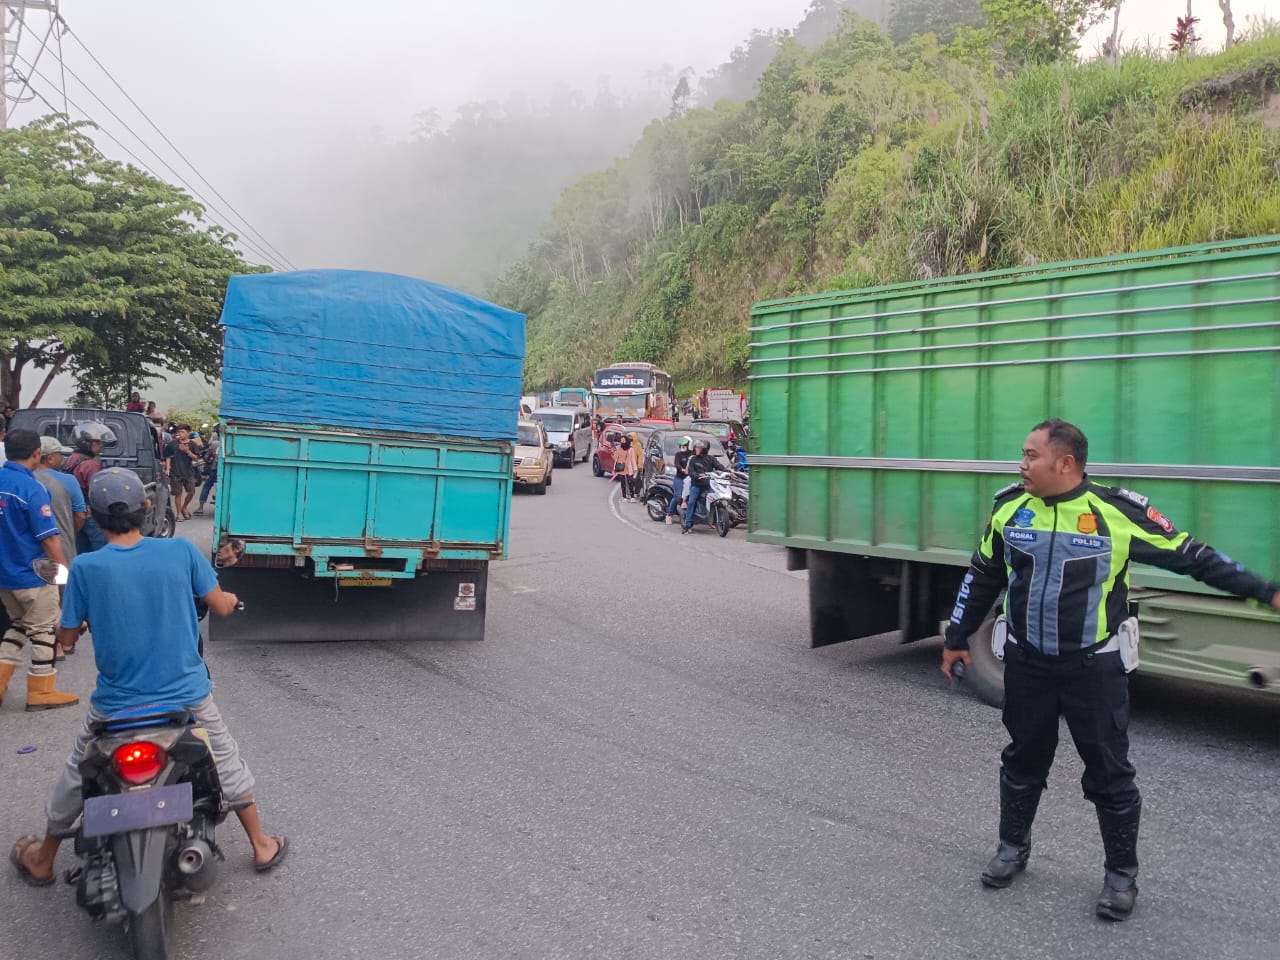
[888,0,985,45]
[1219,0,1236,49]
[0,118,265,409]
[951,0,1118,69]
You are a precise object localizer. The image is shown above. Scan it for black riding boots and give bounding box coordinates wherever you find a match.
[1095,801,1141,921]
[981,776,1042,888]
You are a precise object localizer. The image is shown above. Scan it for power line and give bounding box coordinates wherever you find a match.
[14,57,292,271]
[61,24,297,271]
[5,10,56,110]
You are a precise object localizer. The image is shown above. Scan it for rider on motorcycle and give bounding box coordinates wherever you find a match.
[682,439,730,534]
[665,436,694,525]
[10,468,288,887]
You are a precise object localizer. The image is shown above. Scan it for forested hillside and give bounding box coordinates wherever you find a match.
[497,2,1280,391]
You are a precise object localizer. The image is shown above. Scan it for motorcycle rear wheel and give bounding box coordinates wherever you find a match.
[128,893,172,960]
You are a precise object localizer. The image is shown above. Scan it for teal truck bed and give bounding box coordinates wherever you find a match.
[210,269,525,643]
[748,236,1280,703]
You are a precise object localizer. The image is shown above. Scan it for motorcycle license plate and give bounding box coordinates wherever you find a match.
[83,782,193,838]
[338,578,393,588]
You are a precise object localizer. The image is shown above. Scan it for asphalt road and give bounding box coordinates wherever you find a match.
[4,464,1278,960]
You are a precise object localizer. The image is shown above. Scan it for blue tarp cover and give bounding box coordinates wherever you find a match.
[219,270,526,440]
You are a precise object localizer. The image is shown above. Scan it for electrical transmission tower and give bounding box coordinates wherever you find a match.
[1,0,62,130]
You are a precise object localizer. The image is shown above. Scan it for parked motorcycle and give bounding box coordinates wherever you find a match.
[64,594,245,960]
[644,470,741,536]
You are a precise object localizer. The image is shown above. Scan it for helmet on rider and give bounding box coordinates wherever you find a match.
[679,436,692,448]
[693,438,710,454]
[72,421,116,454]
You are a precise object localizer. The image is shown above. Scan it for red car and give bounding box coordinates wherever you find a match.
[592,422,660,477]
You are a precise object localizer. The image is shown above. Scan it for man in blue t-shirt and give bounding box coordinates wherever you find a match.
[0,428,76,710]
[10,468,287,887]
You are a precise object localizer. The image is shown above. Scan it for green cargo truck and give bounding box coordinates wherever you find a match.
[748,237,1280,705]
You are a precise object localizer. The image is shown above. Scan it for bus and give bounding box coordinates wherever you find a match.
[592,363,673,421]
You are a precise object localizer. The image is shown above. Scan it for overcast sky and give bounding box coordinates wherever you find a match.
[8,0,1273,407]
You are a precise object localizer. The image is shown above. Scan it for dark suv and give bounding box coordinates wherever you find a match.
[8,407,176,538]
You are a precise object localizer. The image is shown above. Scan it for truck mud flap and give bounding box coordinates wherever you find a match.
[209,566,488,643]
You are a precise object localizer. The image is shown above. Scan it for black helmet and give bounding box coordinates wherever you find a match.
[694,438,710,453]
[72,421,115,453]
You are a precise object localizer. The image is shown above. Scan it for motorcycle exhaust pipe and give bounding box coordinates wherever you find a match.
[175,839,219,891]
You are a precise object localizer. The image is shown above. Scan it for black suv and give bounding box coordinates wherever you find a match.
[8,407,176,538]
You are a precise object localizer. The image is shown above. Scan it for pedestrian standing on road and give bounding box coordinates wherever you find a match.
[166,424,201,521]
[35,437,86,661]
[35,437,86,566]
[63,422,113,555]
[195,428,220,516]
[0,429,78,711]
[617,437,639,502]
[941,419,1280,921]
[666,436,693,524]
[9,467,288,887]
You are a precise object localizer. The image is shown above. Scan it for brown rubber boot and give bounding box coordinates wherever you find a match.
[0,661,16,705]
[25,672,79,712]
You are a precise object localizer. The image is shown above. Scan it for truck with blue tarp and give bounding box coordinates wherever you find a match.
[210,269,525,643]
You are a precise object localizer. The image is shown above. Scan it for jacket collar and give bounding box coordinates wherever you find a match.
[1039,475,1091,507]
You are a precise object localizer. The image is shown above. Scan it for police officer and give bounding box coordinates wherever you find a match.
[941,419,1280,921]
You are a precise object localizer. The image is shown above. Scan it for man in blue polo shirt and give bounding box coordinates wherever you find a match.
[0,429,77,710]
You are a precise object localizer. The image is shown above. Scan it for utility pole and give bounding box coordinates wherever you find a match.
[1,0,61,131]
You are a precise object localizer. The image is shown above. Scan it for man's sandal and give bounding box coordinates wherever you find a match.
[254,835,288,873]
[10,836,55,887]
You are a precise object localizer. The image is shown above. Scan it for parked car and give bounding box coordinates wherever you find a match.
[592,422,662,477]
[530,406,593,467]
[640,428,728,490]
[8,407,176,538]
[513,419,553,494]
[690,419,746,447]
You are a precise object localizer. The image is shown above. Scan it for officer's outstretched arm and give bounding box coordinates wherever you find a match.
[1116,500,1280,605]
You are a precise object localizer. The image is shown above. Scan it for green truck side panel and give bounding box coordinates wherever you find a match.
[748,237,1280,590]
[215,421,512,578]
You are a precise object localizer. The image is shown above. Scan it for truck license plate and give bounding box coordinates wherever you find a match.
[338,578,393,588]
[83,782,193,838]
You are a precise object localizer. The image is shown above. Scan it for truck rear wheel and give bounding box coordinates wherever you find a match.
[962,617,1005,708]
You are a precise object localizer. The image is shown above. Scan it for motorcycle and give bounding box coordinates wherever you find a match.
[57,567,246,960]
[643,469,742,537]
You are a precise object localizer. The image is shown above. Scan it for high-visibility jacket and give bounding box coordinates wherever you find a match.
[944,477,1278,655]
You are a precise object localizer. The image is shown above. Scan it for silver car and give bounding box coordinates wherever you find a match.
[530,406,593,467]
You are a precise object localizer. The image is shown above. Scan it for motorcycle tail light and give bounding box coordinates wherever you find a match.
[112,741,168,785]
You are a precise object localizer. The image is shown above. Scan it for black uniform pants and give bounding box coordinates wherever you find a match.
[1001,640,1139,811]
